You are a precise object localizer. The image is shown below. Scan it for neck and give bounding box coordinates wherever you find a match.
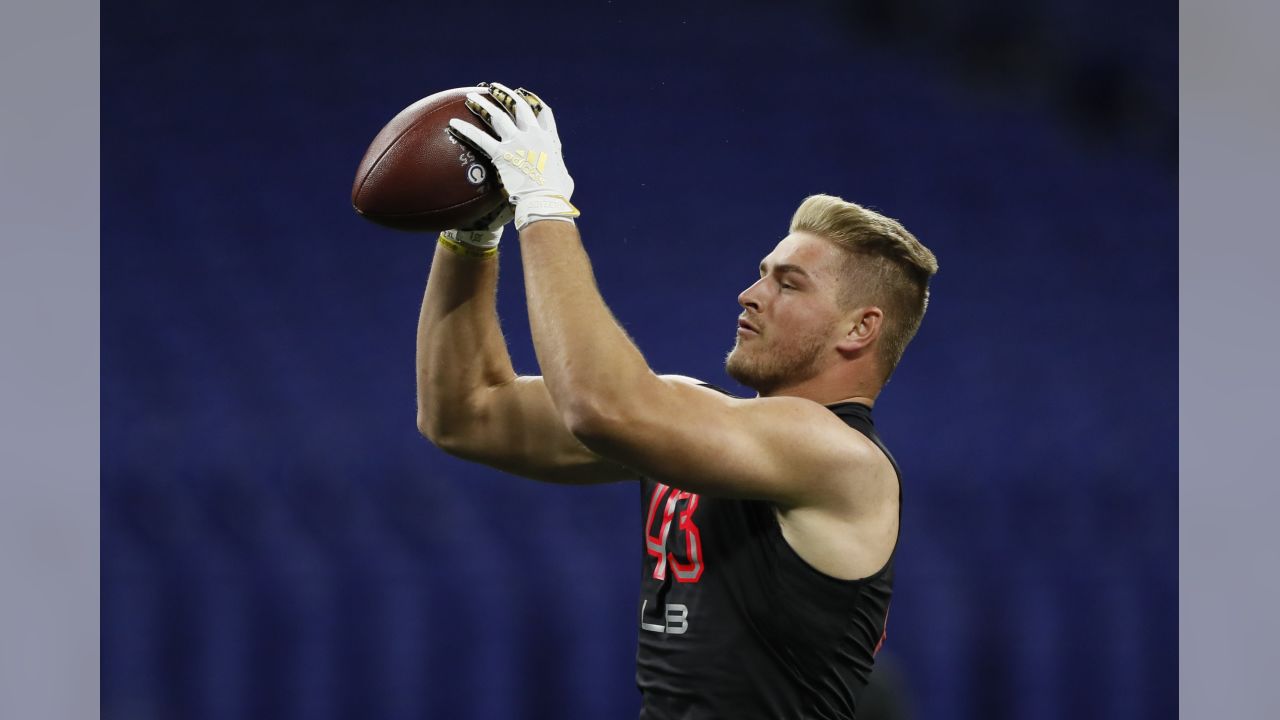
[757,372,879,407]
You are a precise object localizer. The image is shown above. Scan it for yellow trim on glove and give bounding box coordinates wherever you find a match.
[437,233,498,259]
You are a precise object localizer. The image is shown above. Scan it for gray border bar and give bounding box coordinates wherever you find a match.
[1181,1,1280,716]
[0,0,100,717]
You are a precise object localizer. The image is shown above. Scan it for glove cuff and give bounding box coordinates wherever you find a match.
[438,229,500,259]
[441,226,502,249]
[515,194,580,231]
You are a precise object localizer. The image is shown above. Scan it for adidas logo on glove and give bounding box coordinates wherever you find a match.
[503,149,549,186]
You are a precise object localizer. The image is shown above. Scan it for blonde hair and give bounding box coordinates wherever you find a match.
[790,194,939,383]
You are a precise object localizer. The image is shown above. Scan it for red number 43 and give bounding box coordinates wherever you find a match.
[644,483,704,583]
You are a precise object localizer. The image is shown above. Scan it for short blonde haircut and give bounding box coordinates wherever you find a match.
[790,194,939,383]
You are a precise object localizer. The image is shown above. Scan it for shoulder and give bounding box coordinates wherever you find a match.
[745,396,895,512]
[577,372,880,508]
[639,376,881,507]
[657,375,875,465]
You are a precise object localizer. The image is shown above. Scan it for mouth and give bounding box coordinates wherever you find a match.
[737,317,759,336]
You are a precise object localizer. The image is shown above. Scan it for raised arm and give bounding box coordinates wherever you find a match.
[445,85,896,499]
[445,85,878,506]
[415,214,631,484]
[444,85,909,583]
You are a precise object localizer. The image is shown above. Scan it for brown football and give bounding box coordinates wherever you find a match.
[351,86,505,232]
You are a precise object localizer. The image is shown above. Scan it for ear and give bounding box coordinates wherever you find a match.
[835,307,884,356]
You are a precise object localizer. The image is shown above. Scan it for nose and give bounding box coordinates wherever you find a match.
[738,277,765,312]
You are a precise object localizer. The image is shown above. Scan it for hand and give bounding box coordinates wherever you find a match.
[448,83,580,231]
[439,200,514,257]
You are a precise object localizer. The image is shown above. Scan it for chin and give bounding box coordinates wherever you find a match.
[726,337,827,396]
[725,346,772,393]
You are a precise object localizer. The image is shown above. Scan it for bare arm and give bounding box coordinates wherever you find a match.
[415,241,632,484]
[444,85,896,579]
[517,222,881,508]
[438,86,876,506]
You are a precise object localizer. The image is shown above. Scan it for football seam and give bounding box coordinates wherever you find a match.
[354,92,487,204]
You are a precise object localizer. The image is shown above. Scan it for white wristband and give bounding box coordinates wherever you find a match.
[440,227,502,250]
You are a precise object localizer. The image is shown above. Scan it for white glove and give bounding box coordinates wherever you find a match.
[447,83,580,231]
[438,200,514,258]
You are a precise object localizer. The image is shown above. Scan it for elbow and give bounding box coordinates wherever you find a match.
[416,410,438,444]
[418,388,493,459]
[417,410,469,457]
[562,397,628,450]
[416,383,464,451]
[416,410,445,447]
[560,377,659,451]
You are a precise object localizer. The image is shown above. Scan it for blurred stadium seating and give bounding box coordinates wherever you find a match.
[103,1,1176,718]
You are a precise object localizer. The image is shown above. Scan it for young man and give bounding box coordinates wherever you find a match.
[418,83,938,719]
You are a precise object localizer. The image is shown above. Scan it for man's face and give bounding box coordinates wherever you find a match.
[725,232,848,394]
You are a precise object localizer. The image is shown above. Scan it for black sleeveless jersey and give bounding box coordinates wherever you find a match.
[635,400,900,720]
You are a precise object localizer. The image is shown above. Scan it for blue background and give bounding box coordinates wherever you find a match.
[102,1,1176,718]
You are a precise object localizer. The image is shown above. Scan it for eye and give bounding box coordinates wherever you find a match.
[780,282,796,291]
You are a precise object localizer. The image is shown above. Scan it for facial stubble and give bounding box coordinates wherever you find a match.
[724,321,834,396]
